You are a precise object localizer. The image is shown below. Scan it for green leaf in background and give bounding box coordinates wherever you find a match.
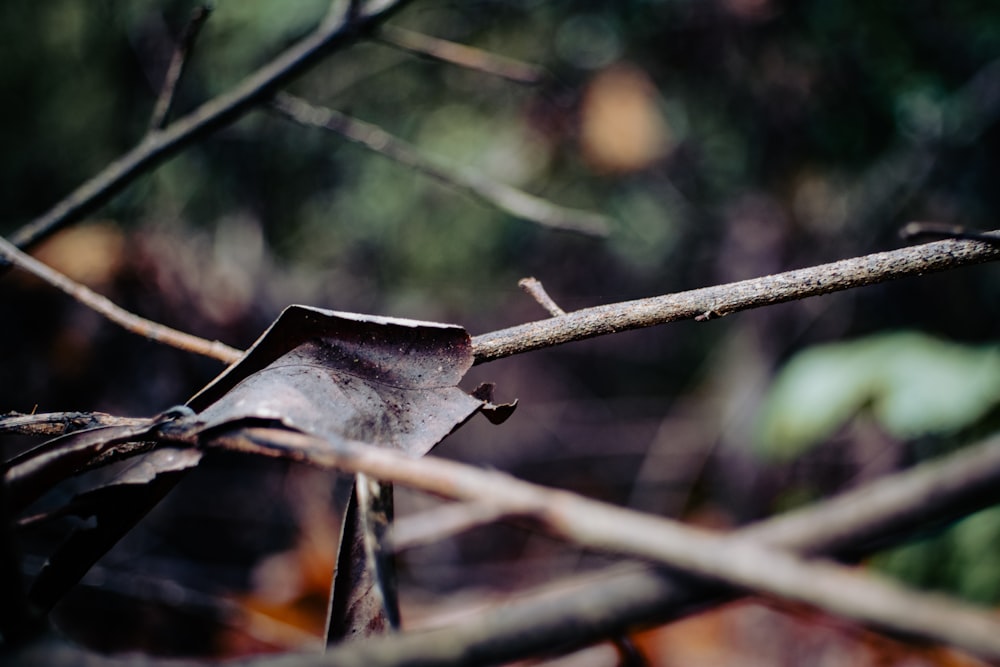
[754,331,1000,460]
[873,505,1000,606]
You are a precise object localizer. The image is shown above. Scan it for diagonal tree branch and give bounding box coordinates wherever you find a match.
[8,428,1000,665]
[4,229,1000,370]
[374,24,547,84]
[471,233,1000,363]
[901,221,1000,245]
[371,431,1000,667]
[0,235,242,364]
[386,499,511,552]
[187,425,1000,661]
[3,0,413,259]
[269,92,611,236]
[0,412,149,439]
[146,5,212,132]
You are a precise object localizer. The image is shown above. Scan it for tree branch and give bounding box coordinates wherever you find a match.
[4,228,998,375]
[472,233,1000,363]
[3,0,413,259]
[374,24,547,84]
[900,221,1000,245]
[188,425,1000,660]
[0,235,242,365]
[386,499,511,552]
[147,5,212,132]
[0,412,149,438]
[10,429,1000,664]
[269,92,611,236]
[518,276,566,317]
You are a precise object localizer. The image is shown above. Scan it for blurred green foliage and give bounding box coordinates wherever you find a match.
[872,505,1000,606]
[755,331,1000,460]
[754,330,1000,604]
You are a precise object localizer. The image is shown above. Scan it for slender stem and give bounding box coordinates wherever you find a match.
[375,24,547,84]
[472,233,1000,363]
[198,426,1000,661]
[900,221,1000,245]
[11,426,1000,665]
[147,5,212,132]
[0,411,149,438]
[387,500,511,552]
[5,230,999,372]
[269,92,611,236]
[0,235,242,364]
[518,277,566,317]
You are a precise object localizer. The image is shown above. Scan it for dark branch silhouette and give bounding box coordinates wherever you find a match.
[269,92,612,236]
[3,0,412,261]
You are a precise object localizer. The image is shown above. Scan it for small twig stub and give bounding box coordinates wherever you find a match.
[518,276,567,317]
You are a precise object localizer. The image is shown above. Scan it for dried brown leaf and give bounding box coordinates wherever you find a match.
[26,447,203,612]
[190,305,490,455]
[326,475,399,643]
[2,414,184,514]
[6,305,512,630]
[187,306,503,642]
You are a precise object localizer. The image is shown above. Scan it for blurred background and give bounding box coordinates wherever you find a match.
[3,0,1000,664]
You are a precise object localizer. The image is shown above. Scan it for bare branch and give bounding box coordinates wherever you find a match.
[5,229,996,375]
[518,277,566,317]
[147,5,212,132]
[10,412,1000,664]
[900,221,1000,245]
[0,235,242,365]
[387,499,513,552]
[375,24,547,85]
[269,92,611,236]
[0,411,149,438]
[472,233,1000,363]
[406,431,1000,667]
[3,0,413,259]
[195,425,1000,660]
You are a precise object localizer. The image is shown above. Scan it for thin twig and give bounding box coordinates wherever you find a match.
[0,411,149,438]
[408,430,1000,667]
[191,425,1000,660]
[5,231,997,373]
[900,221,1000,245]
[3,0,413,260]
[147,5,212,132]
[472,233,1000,363]
[0,235,242,365]
[518,277,566,317]
[375,24,547,85]
[269,92,611,236]
[387,500,513,552]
